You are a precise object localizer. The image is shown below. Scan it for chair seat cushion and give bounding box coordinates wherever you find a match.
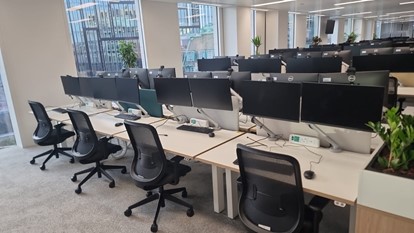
[78,142,122,164]
[37,128,75,146]
[139,161,191,190]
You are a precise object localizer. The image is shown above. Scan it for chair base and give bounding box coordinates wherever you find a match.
[30,144,74,170]
[71,161,127,194]
[124,186,194,232]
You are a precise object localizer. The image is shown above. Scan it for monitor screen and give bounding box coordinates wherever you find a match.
[301,83,384,131]
[249,54,270,59]
[322,50,352,65]
[325,19,335,34]
[147,68,176,89]
[296,51,322,58]
[188,78,233,111]
[240,81,301,122]
[238,58,282,73]
[269,50,297,61]
[230,72,251,93]
[154,78,192,107]
[78,77,95,98]
[391,54,414,72]
[129,68,150,89]
[211,71,230,79]
[184,71,212,78]
[286,57,342,73]
[115,78,140,104]
[360,47,393,56]
[352,55,392,71]
[60,76,81,96]
[89,77,118,101]
[268,73,319,83]
[197,58,232,71]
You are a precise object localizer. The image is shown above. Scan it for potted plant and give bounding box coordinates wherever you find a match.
[345,32,358,43]
[366,107,414,177]
[312,36,322,46]
[118,40,137,68]
[251,36,262,55]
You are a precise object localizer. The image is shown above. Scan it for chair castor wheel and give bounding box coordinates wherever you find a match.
[124,209,132,217]
[71,176,77,182]
[146,191,152,197]
[40,165,46,170]
[70,158,75,163]
[187,208,194,217]
[151,223,158,232]
[182,190,187,198]
[121,168,127,174]
[75,187,82,194]
[30,159,35,164]
[109,181,115,188]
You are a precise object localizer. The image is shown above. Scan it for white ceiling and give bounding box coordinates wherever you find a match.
[154,0,414,21]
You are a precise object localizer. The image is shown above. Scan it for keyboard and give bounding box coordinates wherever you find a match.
[52,108,68,114]
[114,113,141,121]
[176,125,214,134]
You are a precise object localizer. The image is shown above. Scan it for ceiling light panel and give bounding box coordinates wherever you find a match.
[309,7,344,13]
[335,0,374,6]
[252,0,296,7]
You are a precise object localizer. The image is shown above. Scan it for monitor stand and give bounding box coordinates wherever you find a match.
[308,124,342,153]
[251,116,279,141]
[197,108,220,130]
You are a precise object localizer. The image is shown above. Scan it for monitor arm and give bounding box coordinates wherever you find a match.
[157,65,165,78]
[136,104,149,118]
[308,124,342,153]
[70,95,86,106]
[197,108,220,130]
[251,116,278,141]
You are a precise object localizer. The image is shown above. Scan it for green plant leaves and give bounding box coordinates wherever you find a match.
[118,41,137,68]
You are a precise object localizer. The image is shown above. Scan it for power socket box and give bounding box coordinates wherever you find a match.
[289,134,320,148]
[189,118,209,127]
[128,108,141,116]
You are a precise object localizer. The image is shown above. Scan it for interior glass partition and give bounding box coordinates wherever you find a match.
[178,3,219,72]
[64,0,145,76]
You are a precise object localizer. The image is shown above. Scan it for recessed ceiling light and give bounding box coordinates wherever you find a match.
[364,15,378,19]
[309,7,344,13]
[252,0,296,7]
[191,2,223,7]
[400,1,414,5]
[335,0,374,6]
[251,8,270,12]
[342,11,372,17]
[386,10,414,15]
[288,11,302,14]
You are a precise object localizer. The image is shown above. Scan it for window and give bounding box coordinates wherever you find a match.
[178,3,219,72]
[305,15,320,48]
[64,0,145,76]
[288,13,295,48]
[0,73,15,147]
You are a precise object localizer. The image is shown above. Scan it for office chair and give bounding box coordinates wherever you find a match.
[123,121,193,233]
[66,109,127,194]
[28,100,75,170]
[236,144,329,233]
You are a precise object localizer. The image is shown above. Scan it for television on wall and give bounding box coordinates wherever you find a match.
[325,19,335,34]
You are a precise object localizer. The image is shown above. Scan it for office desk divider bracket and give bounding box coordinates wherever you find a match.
[197,108,220,130]
[308,124,342,153]
[252,116,278,141]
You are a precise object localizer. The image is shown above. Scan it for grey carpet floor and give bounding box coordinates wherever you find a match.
[0,145,349,233]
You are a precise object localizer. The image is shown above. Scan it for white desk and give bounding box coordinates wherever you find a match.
[398,87,414,98]
[46,105,111,122]
[196,133,383,232]
[115,120,245,159]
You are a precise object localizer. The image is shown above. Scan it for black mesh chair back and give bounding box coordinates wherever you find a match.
[28,100,75,170]
[387,76,398,109]
[66,109,98,158]
[28,100,53,143]
[125,121,167,187]
[236,144,305,233]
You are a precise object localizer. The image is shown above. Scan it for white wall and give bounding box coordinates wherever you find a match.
[255,11,266,54]
[294,15,307,48]
[222,7,238,56]
[140,0,183,77]
[237,7,252,57]
[222,7,252,57]
[332,19,345,44]
[0,0,77,148]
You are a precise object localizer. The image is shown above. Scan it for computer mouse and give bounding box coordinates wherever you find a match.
[208,132,215,138]
[304,170,315,180]
[115,122,123,127]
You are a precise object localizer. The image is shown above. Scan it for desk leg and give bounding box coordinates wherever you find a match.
[211,165,225,213]
[348,205,356,233]
[225,169,238,219]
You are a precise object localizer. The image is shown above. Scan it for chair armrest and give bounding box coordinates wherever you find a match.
[170,155,184,163]
[99,136,113,143]
[169,156,182,185]
[308,196,330,212]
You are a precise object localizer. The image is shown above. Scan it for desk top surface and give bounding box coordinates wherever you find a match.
[196,133,384,205]
[398,86,414,97]
[46,105,111,122]
[114,120,245,159]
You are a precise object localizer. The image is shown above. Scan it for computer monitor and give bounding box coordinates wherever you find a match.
[352,55,392,71]
[89,77,118,101]
[188,78,233,111]
[325,19,335,34]
[238,58,282,73]
[78,77,95,98]
[154,78,192,107]
[301,83,384,132]
[392,54,414,72]
[239,81,301,122]
[184,71,212,78]
[322,50,352,65]
[296,51,322,58]
[268,73,319,83]
[139,89,163,117]
[197,58,232,71]
[249,54,270,59]
[269,50,297,61]
[318,70,390,106]
[228,55,245,65]
[211,71,230,79]
[286,57,342,73]
[129,68,150,89]
[60,76,81,96]
[393,47,413,54]
[148,67,176,89]
[360,47,393,56]
[213,56,228,59]
[229,72,251,93]
[115,78,140,104]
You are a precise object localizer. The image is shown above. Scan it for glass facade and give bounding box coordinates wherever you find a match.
[64,0,144,76]
[0,74,15,147]
[178,3,219,72]
[305,15,320,48]
[288,13,295,48]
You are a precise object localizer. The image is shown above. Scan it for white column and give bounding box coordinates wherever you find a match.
[140,0,183,76]
[332,19,345,44]
[266,10,289,50]
[222,7,252,57]
[255,11,266,54]
[0,0,77,148]
[353,19,364,42]
[294,15,307,48]
[364,19,375,41]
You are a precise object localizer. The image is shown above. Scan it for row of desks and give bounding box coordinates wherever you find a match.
[46,105,383,233]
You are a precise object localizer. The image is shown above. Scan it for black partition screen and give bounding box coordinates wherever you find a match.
[238,59,281,73]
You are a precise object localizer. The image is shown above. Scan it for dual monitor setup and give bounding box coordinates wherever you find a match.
[183,71,251,93]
